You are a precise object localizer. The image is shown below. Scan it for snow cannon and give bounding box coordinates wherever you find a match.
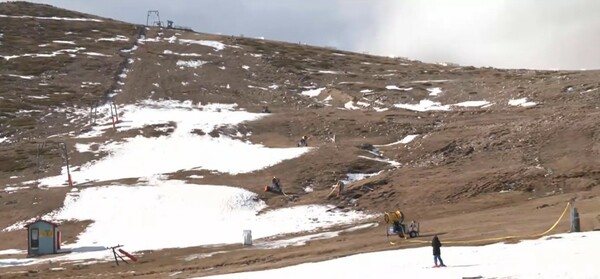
[384,210,404,224]
[384,210,419,244]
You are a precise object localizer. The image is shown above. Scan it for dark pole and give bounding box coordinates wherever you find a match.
[109,102,116,129]
[112,247,119,266]
[571,207,581,232]
[113,102,119,122]
[62,143,73,187]
[35,143,42,188]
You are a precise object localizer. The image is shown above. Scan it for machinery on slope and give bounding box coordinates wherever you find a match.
[384,210,419,244]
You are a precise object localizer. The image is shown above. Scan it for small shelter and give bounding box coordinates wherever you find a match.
[25,219,61,256]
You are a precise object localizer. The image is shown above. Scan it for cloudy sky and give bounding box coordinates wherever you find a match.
[10,0,600,70]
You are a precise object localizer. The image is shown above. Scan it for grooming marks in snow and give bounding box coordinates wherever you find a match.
[176,60,208,68]
[453,101,491,107]
[427,87,442,96]
[39,100,309,186]
[509,98,537,107]
[201,232,600,279]
[394,100,450,112]
[386,85,413,91]
[301,87,326,97]
[0,14,103,22]
[375,135,419,147]
[179,39,226,51]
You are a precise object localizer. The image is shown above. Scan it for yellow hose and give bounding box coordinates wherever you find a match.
[390,202,571,245]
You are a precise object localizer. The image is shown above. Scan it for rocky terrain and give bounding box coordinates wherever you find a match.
[0,2,599,278]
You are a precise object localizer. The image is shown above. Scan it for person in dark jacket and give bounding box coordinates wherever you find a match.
[335,180,345,197]
[297,135,308,147]
[432,235,446,267]
[264,176,282,193]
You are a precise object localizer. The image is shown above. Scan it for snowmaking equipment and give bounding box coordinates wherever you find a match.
[384,210,419,244]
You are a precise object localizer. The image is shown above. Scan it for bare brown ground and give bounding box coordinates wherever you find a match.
[1,2,600,278]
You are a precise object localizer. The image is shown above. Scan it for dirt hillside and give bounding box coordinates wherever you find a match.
[1,2,599,278]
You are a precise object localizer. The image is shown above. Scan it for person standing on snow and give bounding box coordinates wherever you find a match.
[432,235,446,267]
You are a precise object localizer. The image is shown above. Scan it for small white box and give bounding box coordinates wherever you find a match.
[243,230,252,246]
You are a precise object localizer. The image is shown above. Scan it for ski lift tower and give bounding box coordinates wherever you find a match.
[146,10,161,26]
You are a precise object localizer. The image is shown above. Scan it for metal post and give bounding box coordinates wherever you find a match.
[112,247,119,266]
[109,103,116,129]
[61,143,73,187]
[570,207,581,232]
[113,102,119,122]
[90,103,97,125]
[35,143,42,188]
[147,10,160,27]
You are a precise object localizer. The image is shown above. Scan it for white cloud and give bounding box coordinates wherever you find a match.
[20,0,600,70]
[357,0,600,70]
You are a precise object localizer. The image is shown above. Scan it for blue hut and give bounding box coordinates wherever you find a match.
[25,219,61,256]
